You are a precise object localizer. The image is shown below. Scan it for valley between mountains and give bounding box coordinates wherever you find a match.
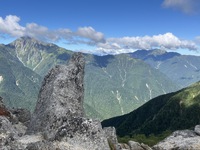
[1,36,181,120]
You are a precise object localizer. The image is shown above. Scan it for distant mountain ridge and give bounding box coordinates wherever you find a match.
[130,49,180,61]
[7,36,73,76]
[0,37,179,119]
[130,49,200,87]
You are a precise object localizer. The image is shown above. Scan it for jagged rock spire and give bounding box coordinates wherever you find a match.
[26,52,109,150]
[27,52,85,136]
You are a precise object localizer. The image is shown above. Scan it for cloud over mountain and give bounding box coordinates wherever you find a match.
[0,15,25,37]
[76,27,105,43]
[97,33,197,54]
[0,15,199,55]
[0,15,105,44]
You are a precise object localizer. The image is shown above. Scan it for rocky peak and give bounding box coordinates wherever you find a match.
[8,36,57,55]
[10,36,49,48]
[7,36,59,70]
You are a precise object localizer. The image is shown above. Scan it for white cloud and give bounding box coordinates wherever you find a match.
[96,33,198,54]
[76,26,105,43]
[162,0,200,14]
[0,15,25,37]
[25,23,51,40]
[0,15,199,55]
[0,15,105,45]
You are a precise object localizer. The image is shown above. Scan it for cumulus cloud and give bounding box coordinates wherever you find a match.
[0,15,25,37]
[76,27,105,43]
[0,15,105,45]
[162,0,200,14]
[96,33,198,54]
[0,15,199,55]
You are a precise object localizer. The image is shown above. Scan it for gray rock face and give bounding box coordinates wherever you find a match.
[104,127,119,149]
[104,127,118,145]
[10,108,31,126]
[25,53,109,150]
[27,53,85,137]
[153,129,200,150]
[195,125,200,135]
[117,143,130,150]
[128,141,144,150]
[103,127,152,150]
[0,116,27,149]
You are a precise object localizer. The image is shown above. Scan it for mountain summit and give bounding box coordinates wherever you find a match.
[8,36,73,75]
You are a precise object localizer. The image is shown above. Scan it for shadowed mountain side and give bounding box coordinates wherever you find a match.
[102,81,200,137]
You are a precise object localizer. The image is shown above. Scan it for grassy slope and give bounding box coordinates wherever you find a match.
[102,81,200,136]
[0,44,42,110]
[84,54,179,119]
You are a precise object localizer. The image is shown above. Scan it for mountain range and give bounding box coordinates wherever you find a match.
[1,37,198,120]
[130,49,200,88]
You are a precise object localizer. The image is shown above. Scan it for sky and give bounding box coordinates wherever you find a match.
[0,0,200,55]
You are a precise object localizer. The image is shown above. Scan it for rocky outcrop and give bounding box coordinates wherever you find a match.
[0,98,28,150]
[27,52,85,137]
[103,126,152,150]
[104,127,118,146]
[10,108,31,126]
[25,53,109,149]
[1,52,110,150]
[195,125,200,135]
[112,141,151,150]
[128,141,152,150]
[153,127,200,150]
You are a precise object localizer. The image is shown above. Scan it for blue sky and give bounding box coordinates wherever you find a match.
[0,0,200,55]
